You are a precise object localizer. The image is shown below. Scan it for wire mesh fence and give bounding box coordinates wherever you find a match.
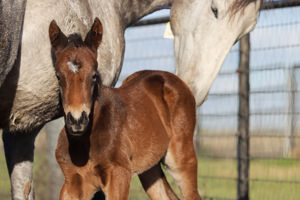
[196,3,300,200]
[1,1,300,200]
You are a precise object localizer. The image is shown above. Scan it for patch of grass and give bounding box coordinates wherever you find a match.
[33,152,50,200]
[129,175,149,200]
[197,158,300,200]
[250,158,300,182]
[1,151,300,200]
[199,177,237,199]
[0,152,10,199]
[197,158,237,199]
[250,181,300,200]
[252,158,299,167]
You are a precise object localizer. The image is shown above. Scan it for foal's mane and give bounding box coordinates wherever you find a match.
[230,0,262,15]
[67,33,85,48]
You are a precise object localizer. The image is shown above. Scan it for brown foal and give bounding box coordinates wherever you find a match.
[49,18,201,200]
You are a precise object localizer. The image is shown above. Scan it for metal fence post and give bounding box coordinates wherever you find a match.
[285,67,296,156]
[237,34,250,200]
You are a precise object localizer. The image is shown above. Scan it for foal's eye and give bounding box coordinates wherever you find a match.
[92,74,98,82]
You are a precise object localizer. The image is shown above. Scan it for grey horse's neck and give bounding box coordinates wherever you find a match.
[86,0,173,86]
[119,0,173,27]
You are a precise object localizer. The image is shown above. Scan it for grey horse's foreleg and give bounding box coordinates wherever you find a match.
[2,129,40,200]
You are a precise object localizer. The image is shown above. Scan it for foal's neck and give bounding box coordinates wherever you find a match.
[67,133,91,166]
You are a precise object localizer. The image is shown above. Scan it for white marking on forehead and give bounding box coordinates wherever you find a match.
[67,61,79,73]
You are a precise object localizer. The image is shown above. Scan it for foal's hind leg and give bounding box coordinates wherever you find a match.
[164,138,201,200]
[139,164,179,200]
[163,105,201,200]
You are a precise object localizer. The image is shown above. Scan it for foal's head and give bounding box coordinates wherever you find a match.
[49,18,103,136]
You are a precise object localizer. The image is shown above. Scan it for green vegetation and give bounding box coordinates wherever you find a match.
[1,153,300,200]
[0,153,10,199]
[129,158,300,200]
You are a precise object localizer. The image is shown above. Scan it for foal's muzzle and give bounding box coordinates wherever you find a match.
[65,111,89,136]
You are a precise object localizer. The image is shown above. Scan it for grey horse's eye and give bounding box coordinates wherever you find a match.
[211,5,218,18]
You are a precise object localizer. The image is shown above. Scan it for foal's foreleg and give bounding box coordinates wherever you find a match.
[139,163,179,200]
[2,129,40,200]
[59,181,97,200]
[104,166,131,200]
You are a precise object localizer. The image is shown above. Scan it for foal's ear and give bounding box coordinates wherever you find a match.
[49,20,68,54]
[84,18,103,55]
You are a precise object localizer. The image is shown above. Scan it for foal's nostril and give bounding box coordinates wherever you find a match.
[79,111,89,125]
[66,112,76,125]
